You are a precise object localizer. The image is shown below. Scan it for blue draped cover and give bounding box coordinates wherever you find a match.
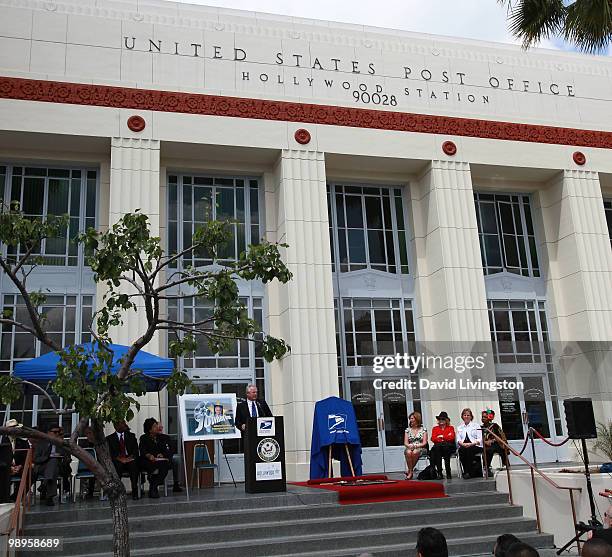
[309,396,363,479]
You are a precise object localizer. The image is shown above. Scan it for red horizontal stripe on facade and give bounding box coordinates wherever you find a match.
[1,75,611,149]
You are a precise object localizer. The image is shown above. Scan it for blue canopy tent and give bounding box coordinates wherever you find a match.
[13,342,174,391]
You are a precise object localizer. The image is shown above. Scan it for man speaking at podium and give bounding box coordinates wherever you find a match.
[235,384,272,434]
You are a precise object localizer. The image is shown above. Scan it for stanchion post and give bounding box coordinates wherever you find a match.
[529,427,538,468]
[530,467,541,533]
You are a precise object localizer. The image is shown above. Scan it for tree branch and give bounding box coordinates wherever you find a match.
[15,379,76,415]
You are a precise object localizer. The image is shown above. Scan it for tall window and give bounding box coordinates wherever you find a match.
[0,294,94,428]
[340,298,415,367]
[474,193,539,277]
[0,165,97,266]
[328,185,409,274]
[604,199,612,246]
[167,174,260,267]
[488,299,562,435]
[0,294,94,373]
[168,296,265,394]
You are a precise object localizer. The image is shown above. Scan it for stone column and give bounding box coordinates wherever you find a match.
[265,149,339,481]
[538,170,612,424]
[410,160,497,422]
[104,137,162,433]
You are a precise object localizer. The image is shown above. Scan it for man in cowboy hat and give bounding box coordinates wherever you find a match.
[481,409,507,477]
[0,418,29,502]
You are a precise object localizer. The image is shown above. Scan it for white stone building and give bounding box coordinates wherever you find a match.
[0,0,611,481]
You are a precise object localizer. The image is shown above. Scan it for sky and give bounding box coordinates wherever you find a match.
[171,0,611,56]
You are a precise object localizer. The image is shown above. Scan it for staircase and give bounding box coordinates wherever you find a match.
[24,479,556,556]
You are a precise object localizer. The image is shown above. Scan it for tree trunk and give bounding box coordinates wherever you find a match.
[93,421,131,557]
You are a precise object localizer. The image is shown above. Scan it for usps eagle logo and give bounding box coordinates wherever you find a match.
[328,414,347,432]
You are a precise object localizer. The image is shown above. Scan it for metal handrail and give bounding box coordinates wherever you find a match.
[2,448,33,538]
[481,427,582,551]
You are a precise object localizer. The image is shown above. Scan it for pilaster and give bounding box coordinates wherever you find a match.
[265,149,339,481]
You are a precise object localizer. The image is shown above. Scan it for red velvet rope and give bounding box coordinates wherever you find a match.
[530,427,570,447]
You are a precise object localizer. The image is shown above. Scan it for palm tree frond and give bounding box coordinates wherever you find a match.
[507,0,567,48]
[564,0,612,53]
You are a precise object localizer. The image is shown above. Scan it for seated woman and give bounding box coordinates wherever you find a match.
[429,411,456,479]
[456,408,483,479]
[139,418,171,498]
[404,411,428,480]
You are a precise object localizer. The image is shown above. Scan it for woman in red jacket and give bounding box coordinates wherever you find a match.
[429,411,456,479]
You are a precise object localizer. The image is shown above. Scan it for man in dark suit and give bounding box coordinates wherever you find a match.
[234,384,272,434]
[106,421,140,500]
[33,424,71,506]
[0,432,12,503]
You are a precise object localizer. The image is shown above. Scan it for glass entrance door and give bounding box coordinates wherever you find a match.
[189,379,251,483]
[348,378,411,473]
[498,374,561,463]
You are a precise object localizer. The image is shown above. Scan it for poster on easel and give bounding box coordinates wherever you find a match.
[178,393,241,441]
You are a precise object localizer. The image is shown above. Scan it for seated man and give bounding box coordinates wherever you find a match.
[139,418,170,499]
[158,423,182,493]
[481,409,508,477]
[107,421,140,500]
[56,427,72,496]
[0,419,30,502]
[33,424,71,506]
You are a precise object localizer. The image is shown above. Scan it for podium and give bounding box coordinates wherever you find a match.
[244,416,286,493]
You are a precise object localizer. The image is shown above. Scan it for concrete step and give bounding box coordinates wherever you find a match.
[26,489,509,533]
[23,479,546,557]
[25,488,336,525]
[37,516,543,556]
[275,531,555,556]
[71,527,553,557]
[27,500,524,539]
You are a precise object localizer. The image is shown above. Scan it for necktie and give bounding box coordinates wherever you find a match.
[251,401,257,417]
[464,432,470,443]
[119,434,126,457]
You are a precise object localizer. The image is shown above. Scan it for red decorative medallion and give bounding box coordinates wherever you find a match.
[294,128,311,145]
[0,76,611,149]
[442,140,457,156]
[572,151,586,165]
[127,115,146,132]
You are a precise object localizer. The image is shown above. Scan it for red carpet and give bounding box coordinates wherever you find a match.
[290,475,446,505]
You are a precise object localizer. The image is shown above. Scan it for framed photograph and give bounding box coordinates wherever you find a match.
[178,393,240,441]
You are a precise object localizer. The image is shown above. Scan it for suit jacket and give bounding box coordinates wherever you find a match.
[234,399,272,433]
[0,437,11,468]
[106,431,139,462]
[12,438,29,467]
[157,433,176,458]
[139,434,172,465]
[33,439,69,467]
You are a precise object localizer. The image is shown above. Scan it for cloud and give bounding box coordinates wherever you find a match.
[172,0,610,55]
[175,0,518,44]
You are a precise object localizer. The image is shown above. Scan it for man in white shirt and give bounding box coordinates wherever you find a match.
[456,408,483,479]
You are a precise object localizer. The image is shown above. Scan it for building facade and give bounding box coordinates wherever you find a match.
[0,0,611,481]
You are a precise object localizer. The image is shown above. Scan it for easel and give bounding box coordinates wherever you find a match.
[217,439,237,488]
[177,409,238,500]
[327,444,356,478]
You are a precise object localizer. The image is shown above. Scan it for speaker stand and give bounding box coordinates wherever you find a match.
[556,438,602,555]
